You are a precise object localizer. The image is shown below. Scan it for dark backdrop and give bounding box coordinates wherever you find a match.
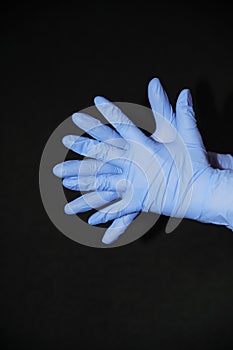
[1,2,233,349]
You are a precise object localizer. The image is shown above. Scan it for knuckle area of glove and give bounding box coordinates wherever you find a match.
[88,160,99,174]
[96,175,114,191]
[90,143,111,159]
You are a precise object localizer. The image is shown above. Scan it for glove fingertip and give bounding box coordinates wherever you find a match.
[53,163,63,177]
[62,135,77,148]
[94,96,109,106]
[71,112,79,124]
[102,234,114,244]
[148,77,161,90]
[102,230,120,244]
[88,213,100,225]
[64,203,75,215]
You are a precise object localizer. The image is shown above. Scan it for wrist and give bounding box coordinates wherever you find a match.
[198,168,233,230]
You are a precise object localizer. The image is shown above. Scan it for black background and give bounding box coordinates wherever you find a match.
[1,2,233,349]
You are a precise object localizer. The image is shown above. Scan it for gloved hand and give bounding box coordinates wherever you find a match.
[54,79,233,243]
[52,79,233,243]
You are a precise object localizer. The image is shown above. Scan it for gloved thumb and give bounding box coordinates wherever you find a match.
[148,77,176,143]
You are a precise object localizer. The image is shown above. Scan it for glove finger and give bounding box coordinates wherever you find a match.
[102,212,138,244]
[148,77,176,143]
[88,199,133,225]
[94,96,148,142]
[62,135,125,163]
[176,89,205,149]
[53,159,122,178]
[62,174,125,192]
[208,152,233,170]
[64,191,119,214]
[72,113,127,149]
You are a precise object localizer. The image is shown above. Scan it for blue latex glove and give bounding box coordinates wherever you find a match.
[54,80,233,244]
[54,78,179,244]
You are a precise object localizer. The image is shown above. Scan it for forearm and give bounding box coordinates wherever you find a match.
[198,169,233,230]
